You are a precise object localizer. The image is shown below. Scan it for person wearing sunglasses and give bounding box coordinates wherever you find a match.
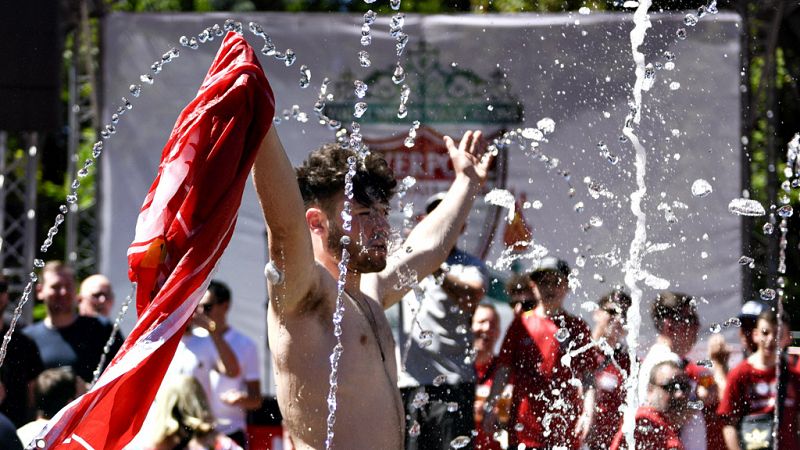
[610,360,690,449]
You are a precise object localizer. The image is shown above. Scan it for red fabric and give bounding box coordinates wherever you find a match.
[474,357,501,450]
[497,311,599,449]
[717,359,800,449]
[586,348,630,450]
[609,406,685,450]
[34,32,274,449]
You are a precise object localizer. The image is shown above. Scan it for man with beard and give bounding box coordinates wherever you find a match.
[610,360,691,450]
[252,128,491,449]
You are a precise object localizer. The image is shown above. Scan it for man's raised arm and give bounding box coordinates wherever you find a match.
[252,127,317,313]
[368,130,492,308]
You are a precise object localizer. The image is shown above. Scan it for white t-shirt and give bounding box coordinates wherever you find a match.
[202,327,260,435]
[166,332,221,402]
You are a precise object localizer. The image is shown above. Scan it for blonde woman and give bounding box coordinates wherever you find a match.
[147,375,242,450]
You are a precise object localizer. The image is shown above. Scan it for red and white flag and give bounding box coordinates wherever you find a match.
[30,31,274,449]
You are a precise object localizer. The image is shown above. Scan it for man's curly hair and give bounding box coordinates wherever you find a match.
[295,143,397,214]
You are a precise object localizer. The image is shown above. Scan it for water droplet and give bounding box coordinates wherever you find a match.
[676,28,687,40]
[684,14,698,27]
[669,81,681,91]
[392,64,406,84]
[537,118,556,134]
[450,436,471,449]
[574,202,584,213]
[411,391,430,409]
[446,402,459,412]
[589,216,603,227]
[696,359,713,368]
[35,438,46,448]
[760,288,776,301]
[391,13,405,30]
[643,63,656,90]
[707,1,718,14]
[738,256,754,265]
[778,205,793,218]
[129,84,142,97]
[409,420,421,437]
[396,33,409,56]
[358,50,371,68]
[555,328,570,342]
[664,51,676,61]
[687,401,704,410]
[59,204,68,214]
[66,194,78,204]
[728,198,766,217]
[299,65,311,89]
[364,10,377,25]
[664,61,676,71]
[763,222,774,235]
[340,235,351,245]
[578,6,591,14]
[708,323,722,334]
[34,259,44,268]
[179,35,190,46]
[354,80,368,99]
[390,0,401,10]
[188,37,199,50]
[397,103,408,119]
[284,49,296,67]
[354,102,368,118]
[724,317,742,328]
[432,374,447,387]
[261,39,276,56]
[691,179,713,197]
[92,141,103,158]
[71,179,80,189]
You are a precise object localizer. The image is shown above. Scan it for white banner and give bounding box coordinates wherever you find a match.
[101,11,743,393]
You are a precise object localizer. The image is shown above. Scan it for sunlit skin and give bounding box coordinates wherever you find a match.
[37,267,77,328]
[77,274,115,318]
[530,271,569,317]
[592,302,627,348]
[472,305,500,366]
[647,363,691,429]
[253,127,491,449]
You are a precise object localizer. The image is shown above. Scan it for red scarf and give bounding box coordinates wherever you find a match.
[33,32,274,449]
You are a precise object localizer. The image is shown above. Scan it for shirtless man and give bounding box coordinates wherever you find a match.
[252,127,491,449]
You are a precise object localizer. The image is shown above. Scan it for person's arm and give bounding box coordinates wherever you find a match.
[576,386,596,443]
[252,127,319,314]
[708,333,730,393]
[221,380,263,410]
[192,313,240,377]
[366,130,493,308]
[722,424,741,450]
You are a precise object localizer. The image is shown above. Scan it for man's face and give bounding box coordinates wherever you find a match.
[38,269,76,315]
[197,290,227,325]
[593,301,627,343]
[472,306,500,354]
[531,271,569,307]
[665,309,700,357]
[649,364,691,426]
[78,275,114,317]
[753,318,790,356]
[327,199,390,274]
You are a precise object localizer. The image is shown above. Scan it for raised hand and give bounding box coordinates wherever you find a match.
[444,130,493,185]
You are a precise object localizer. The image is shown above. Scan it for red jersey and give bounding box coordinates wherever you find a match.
[609,406,685,450]
[498,310,599,449]
[586,347,630,450]
[717,358,800,449]
[474,357,501,450]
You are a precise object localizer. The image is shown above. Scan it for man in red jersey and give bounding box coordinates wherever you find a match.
[610,360,690,450]
[585,289,632,450]
[486,256,599,449]
[717,310,800,450]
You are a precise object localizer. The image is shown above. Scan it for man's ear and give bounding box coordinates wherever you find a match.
[306,207,327,236]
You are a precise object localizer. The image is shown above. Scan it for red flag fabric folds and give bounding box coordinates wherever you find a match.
[32,31,274,449]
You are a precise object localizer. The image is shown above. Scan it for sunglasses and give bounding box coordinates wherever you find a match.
[201,302,216,313]
[656,377,692,394]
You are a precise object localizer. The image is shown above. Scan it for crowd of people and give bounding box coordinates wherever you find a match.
[0,266,261,450]
[0,123,797,450]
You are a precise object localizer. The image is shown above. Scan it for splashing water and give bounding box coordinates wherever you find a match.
[91,283,136,387]
[620,2,652,449]
[728,198,766,216]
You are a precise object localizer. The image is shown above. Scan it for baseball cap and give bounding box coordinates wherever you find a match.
[738,300,765,320]
[530,256,571,278]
